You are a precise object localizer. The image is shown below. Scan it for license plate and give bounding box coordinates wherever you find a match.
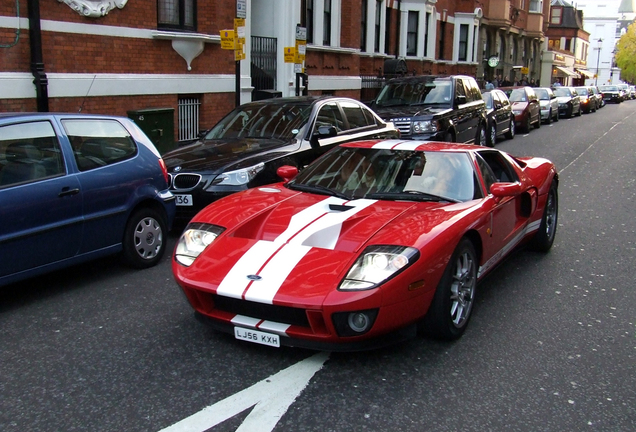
[234,327,280,347]
[175,194,193,206]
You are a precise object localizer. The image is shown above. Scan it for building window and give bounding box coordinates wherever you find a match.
[407,11,418,56]
[374,0,382,52]
[157,0,196,31]
[529,0,542,13]
[550,7,562,25]
[323,0,332,46]
[439,21,446,60]
[361,0,368,51]
[423,12,431,57]
[178,96,201,143]
[459,24,469,61]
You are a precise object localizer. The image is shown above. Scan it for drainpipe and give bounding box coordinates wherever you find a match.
[27,0,49,112]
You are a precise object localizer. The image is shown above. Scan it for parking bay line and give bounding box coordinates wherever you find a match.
[158,351,330,432]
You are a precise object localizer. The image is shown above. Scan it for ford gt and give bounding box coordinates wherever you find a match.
[172,140,558,351]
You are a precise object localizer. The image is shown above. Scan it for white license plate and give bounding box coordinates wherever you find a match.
[234,327,280,347]
[175,194,193,206]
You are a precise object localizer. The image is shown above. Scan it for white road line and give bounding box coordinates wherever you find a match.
[158,351,330,432]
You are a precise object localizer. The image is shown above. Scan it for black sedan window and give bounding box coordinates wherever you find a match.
[553,87,573,97]
[205,102,312,140]
[289,147,477,202]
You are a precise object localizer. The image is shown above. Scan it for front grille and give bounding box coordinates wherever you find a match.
[171,173,202,190]
[213,294,311,328]
[392,119,412,136]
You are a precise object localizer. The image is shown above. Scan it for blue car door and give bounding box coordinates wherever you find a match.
[0,119,83,281]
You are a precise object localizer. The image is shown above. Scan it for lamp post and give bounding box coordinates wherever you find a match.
[595,38,603,86]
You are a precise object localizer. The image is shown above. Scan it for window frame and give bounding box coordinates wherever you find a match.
[157,0,197,32]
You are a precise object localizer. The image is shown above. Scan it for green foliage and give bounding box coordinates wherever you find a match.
[615,23,636,83]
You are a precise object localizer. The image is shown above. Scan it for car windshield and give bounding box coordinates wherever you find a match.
[506,89,527,102]
[553,87,572,97]
[534,88,550,100]
[375,79,452,107]
[575,87,589,95]
[288,146,477,203]
[600,85,617,91]
[205,101,312,141]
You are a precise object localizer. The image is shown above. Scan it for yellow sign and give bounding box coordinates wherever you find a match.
[295,41,306,62]
[220,30,235,50]
[234,18,246,45]
[234,43,245,61]
[284,47,296,63]
[521,67,529,75]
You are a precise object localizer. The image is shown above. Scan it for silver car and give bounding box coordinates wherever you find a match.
[535,87,559,123]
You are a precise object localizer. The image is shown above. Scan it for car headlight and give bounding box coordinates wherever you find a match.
[512,109,523,115]
[339,245,419,290]
[175,223,225,266]
[211,162,265,187]
[412,120,439,133]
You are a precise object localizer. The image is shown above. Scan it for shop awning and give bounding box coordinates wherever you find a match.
[555,66,580,77]
[577,69,594,78]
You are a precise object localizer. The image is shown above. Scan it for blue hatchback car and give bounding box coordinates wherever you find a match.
[0,113,176,287]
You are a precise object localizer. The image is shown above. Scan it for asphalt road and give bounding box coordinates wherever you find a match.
[1,100,635,432]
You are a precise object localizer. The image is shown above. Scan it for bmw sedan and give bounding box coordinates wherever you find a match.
[163,96,399,223]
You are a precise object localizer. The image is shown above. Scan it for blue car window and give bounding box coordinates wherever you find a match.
[62,119,137,172]
[0,121,64,187]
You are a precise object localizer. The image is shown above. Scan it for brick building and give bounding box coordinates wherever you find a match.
[1,0,545,148]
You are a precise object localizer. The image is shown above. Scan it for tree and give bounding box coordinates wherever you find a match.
[615,22,636,84]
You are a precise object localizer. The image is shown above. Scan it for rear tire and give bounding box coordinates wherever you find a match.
[420,238,477,340]
[505,117,515,139]
[487,122,497,147]
[546,109,552,124]
[529,180,558,252]
[122,207,168,269]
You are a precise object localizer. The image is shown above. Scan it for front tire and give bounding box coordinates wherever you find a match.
[546,109,552,124]
[420,238,478,340]
[122,207,168,268]
[529,180,558,252]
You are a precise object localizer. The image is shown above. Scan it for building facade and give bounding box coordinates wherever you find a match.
[1,0,549,148]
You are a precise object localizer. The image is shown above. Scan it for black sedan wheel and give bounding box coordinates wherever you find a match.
[421,238,477,340]
[530,180,558,252]
[505,117,515,139]
[122,207,168,268]
[487,122,497,147]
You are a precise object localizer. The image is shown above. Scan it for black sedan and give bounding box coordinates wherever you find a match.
[482,89,515,146]
[163,96,399,222]
[599,85,623,104]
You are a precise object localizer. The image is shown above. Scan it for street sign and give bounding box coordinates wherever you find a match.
[284,47,296,63]
[521,67,529,75]
[295,41,306,62]
[296,26,307,41]
[220,30,235,50]
[237,0,246,18]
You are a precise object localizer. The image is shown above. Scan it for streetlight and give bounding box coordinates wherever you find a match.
[595,38,603,86]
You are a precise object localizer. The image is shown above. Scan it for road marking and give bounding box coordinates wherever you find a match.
[158,351,330,432]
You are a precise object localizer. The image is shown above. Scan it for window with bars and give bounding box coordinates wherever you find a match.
[157,0,196,32]
[178,96,201,143]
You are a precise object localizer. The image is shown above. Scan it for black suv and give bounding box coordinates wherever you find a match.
[368,75,487,145]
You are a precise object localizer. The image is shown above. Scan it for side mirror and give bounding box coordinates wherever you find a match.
[277,165,298,183]
[490,182,522,197]
[310,125,338,148]
[455,95,467,105]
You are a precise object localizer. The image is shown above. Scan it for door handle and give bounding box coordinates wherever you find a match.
[59,187,80,197]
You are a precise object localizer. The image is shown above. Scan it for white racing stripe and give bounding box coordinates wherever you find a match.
[217,196,377,304]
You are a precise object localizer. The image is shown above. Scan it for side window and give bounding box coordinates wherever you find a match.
[0,121,65,188]
[466,79,482,102]
[315,103,346,132]
[455,79,466,101]
[475,154,497,193]
[62,119,137,172]
[340,101,373,129]
[477,151,519,184]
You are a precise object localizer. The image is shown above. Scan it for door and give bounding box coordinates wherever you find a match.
[0,120,83,280]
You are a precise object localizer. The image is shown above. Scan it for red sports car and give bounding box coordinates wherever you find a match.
[173,140,558,351]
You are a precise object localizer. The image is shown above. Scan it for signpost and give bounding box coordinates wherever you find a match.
[295,25,306,96]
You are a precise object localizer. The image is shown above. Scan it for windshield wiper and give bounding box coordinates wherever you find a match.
[366,190,460,203]
[288,183,353,200]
